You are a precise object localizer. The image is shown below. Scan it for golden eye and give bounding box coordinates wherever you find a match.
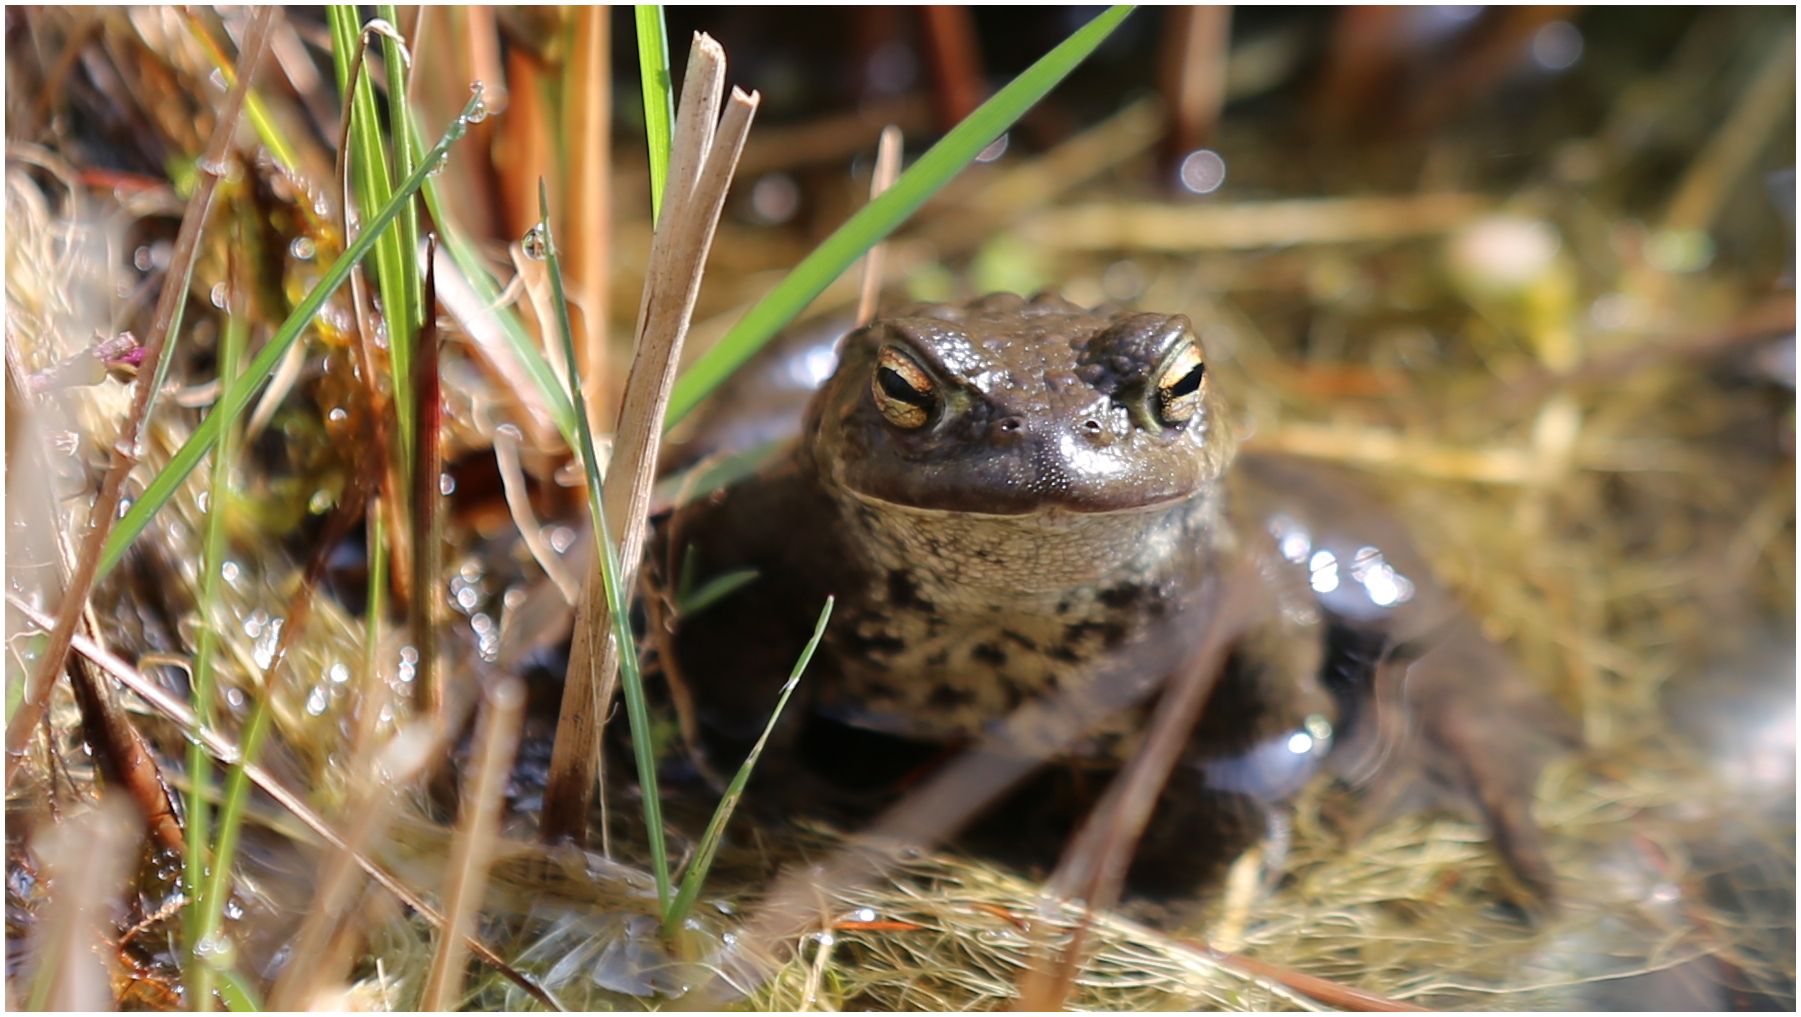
[871,346,937,429]
[1154,341,1206,425]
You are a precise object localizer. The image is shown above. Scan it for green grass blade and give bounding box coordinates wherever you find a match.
[664,597,833,932]
[634,5,675,221]
[537,180,673,909]
[191,664,278,1008]
[376,4,424,345]
[665,4,1134,427]
[328,5,416,461]
[183,284,246,1012]
[99,93,484,581]
[214,968,264,1012]
[676,567,758,617]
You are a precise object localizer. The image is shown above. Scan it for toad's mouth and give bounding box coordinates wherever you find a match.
[841,484,1199,520]
[838,486,1207,593]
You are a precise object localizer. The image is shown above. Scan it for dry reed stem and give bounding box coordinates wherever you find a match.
[1253,422,1539,485]
[494,423,581,602]
[2,5,272,788]
[919,6,983,129]
[263,7,337,149]
[856,126,904,328]
[1018,193,1489,252]
[422,678,526,1010]
[25,797,135,1011]
[565,5,613,428]
[5,353,183,855]
[1205,944,1428,1012]
[544,32,759,844]
[4,594,565,1011]
[431,244,560,449]
[1158,5,1231,161]
[242,337,305,443]
[405,8,495,244]
[1312,7,1406,131]
[498,43,554,253]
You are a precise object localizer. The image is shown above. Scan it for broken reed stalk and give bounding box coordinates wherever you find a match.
[1017,192,1488,252]
[421,678,526,1011]
[855,126,904,328]
[542,33,759,847]
[64,609,185,854]
[918,5,984,129]
[2,5,273,787]
[4,594,563,1011]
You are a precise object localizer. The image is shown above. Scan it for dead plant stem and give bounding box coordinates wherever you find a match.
[421,679,525,1010]
[543,33,758,846]
[3,5,273,787]
[5,593,565,1012]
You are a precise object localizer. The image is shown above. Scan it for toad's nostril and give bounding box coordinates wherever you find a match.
[997,416,1024,434]
[1082,418,1103,434]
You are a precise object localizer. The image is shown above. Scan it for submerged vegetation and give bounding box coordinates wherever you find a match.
[5,6,1795,1011]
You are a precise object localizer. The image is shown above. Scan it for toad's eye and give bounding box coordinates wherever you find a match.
[872,346,936,429]
[1154,341,1206,426]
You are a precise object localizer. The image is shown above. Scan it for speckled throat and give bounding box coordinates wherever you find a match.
[813,483,1226,747]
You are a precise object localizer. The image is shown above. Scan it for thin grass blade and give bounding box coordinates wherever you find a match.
[376,4,424,338]
[193,456,375,988]
[183,236,248,1012]
[328,6,418,459]
[663,597,833,932]
[635,5,675,220]
[214,968,264,1012]
[676,567,758,617]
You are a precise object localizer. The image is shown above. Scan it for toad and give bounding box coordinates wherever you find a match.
[660,292,1568,899]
